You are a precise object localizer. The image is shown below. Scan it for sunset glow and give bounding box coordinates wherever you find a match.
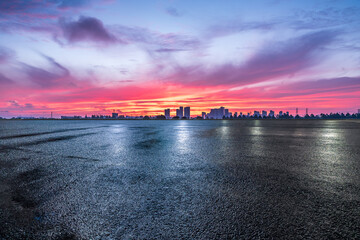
[1,0,360,117]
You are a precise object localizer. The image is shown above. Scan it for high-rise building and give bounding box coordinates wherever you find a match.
[179,106,183,118]
[306,108,308,115]
[164,108,170,119]
[269,110,275,118]
[176,106,184,118]
[202,112,206,119]
[296,108,299,115]
[220,107,225,117]
[254,111,260,117]
[262,110,267,118]
[358,109,360,114]
[207,106,229,119]
[279,111,283,117]
[112,112,118,118]
[234,112,238,118]
[184,107,190,119]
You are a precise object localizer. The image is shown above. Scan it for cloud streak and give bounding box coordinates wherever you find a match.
[59,16,119,44]
[22,55,72,88]
[165,30,338,87]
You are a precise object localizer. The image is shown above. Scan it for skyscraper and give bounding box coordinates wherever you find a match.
[164,108,170,119]
[262,110,267,118]
[176,106,183,118]
[220,107,225,117]
[184,107,190,119]
[202,112,206,119]
[269,110,274,118]
[207,107,229,119]
[179,106,183,117]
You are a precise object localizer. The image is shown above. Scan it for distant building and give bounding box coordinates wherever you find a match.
[112,112,118,119]
[176,106,184,118]
[234,112,238,118]
[254,111,260,117]
[207,106,228,119]
[61,116,82,119]
[184,107,190,119]
[202,112,206,119]
[164,108,170,119]
[269,110,275,118]
[279,111,283,117]
[262,110,267,118]
[358,109,360,114]
[179,106,183,118]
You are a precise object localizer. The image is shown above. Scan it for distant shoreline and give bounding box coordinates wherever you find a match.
[1,119,360,121]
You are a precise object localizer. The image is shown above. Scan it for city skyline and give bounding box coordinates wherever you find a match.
[1,1,360,117]
[2,105,360,120]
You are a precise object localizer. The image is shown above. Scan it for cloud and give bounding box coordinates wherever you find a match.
[0,0,94,15]
[165,30,338,87]
[0,46,14,63]
[155,48,188,52]
[111,25,201,52]
[8,100,19,107]
[0,73,13,84]
[59,16,120,44]
[292,7,360,30]
[6,100,37,110]
[56,0,93,9]
[166,7,182,17]
[272,76,360,97]
[206,20,278,38]
[23,55,71,88]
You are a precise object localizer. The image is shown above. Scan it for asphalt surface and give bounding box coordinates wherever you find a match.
[0,120,360,239]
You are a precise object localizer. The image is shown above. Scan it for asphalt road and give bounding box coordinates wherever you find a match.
[1,120,360,239]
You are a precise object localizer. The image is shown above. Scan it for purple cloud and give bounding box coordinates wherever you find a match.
[165,30,338,87]
[56,0,92,9]
[7,100,35,109]
[166,7,182,17]
[206,20,277,38]
[274,76,360,97]
[0,0,94,15]
[7,100,20,107]
[23,55,71,88]
[60,16,120,44]
[0,46,14,63]
[0,73,13,84]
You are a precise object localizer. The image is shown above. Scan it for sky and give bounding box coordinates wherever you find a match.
[0,0,360,117]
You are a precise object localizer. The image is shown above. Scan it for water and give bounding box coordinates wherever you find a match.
[0,120,360,239]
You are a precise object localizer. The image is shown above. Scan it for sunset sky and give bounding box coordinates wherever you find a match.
[0,0,360,117]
